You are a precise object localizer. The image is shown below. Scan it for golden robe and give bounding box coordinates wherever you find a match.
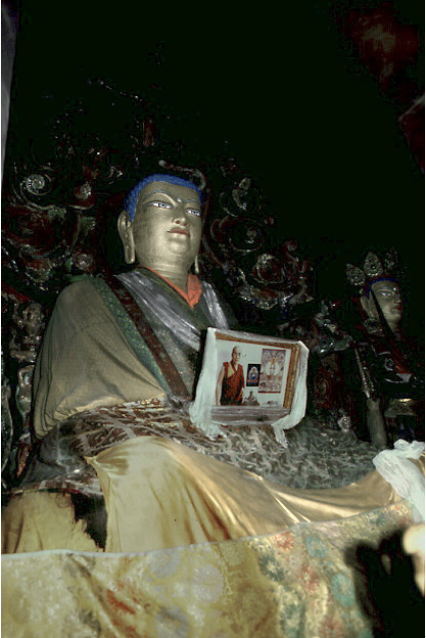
[32,277,165,438]
[32,269,231,438]
[3,431,423,555]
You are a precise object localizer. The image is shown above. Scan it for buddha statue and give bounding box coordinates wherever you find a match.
[28,174,233,443]
[3,181,423,574]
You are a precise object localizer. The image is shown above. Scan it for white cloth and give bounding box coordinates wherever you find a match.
[373,440,425,522]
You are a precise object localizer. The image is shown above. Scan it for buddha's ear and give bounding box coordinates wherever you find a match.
[117,211,136,264]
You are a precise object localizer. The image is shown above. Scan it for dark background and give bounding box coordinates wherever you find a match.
[3,0,425,326]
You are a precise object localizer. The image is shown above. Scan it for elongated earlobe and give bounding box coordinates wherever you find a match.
[194,255,200,275]
[117,211,136,264]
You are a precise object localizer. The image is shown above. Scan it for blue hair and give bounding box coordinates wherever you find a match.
[123,174,202,221]
[365,277,398,298]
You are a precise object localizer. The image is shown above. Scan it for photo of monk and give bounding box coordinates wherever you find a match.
[216,345,245,405]
[206,329,304,420]
[258,349,286,393]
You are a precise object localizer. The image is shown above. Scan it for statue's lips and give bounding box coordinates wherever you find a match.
[168,228,189,236]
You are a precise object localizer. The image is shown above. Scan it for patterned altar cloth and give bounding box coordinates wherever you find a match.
[2,499,416,638]
[4,399,424,636]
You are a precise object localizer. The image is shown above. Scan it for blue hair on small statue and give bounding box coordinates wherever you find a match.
[365,277,398,298]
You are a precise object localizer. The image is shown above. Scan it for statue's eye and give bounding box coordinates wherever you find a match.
[186,208,201,217]
[150,201,173,209]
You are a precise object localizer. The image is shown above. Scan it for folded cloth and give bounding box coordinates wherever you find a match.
[87,435,406,553]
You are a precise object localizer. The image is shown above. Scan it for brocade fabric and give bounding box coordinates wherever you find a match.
[17,399,381,497]
[2,501,416,637]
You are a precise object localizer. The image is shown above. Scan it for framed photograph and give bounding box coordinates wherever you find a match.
[190,328,309,428]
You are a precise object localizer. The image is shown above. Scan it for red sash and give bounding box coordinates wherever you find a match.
[101,272,190,398]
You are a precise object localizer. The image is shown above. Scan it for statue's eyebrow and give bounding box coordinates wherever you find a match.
[140,190,200,207]
[140,190,173,203]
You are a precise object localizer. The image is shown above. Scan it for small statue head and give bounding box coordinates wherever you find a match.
[118,174,203,274]
[346,251,403,334]
[360,277,403,333]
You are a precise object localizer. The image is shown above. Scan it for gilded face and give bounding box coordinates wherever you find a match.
[370,279,403,326]
[132,181,202,271]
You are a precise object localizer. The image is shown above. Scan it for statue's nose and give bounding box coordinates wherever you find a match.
[173,201,189,224]
[174,213,189,226]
